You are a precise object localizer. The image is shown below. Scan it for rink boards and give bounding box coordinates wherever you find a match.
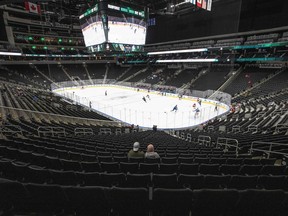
[53,85,230,129]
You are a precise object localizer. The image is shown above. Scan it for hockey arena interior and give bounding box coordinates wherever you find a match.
[0,0,288,215]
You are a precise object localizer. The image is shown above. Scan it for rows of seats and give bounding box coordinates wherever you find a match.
[2,84,112,121]
[203,100,287,134]
[1,63,128,88]
[1,157,286,178]
[1,178,287,216]
[234,69,288,102]
[144,32,284,52]
[225,66,278,96]
[191,67,231,91]
[1,163,288,190]
[0,142,278,166]
[0,135,255,164]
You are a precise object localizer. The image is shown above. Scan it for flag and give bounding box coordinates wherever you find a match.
[202,0,207,9]
[25,1,41,14]
[197,0,202,8]
[207,0,212,11]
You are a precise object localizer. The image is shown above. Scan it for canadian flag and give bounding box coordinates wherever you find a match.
[25,1,41,14]
[197,0,202,8]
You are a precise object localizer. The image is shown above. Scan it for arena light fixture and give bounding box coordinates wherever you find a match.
[0,51,22,56]
[147,48,208,55]
[156,59,218,63]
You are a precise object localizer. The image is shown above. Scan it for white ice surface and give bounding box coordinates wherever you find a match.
[54,85,229,129]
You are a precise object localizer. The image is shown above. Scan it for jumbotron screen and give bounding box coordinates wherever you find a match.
[79,2,147,53]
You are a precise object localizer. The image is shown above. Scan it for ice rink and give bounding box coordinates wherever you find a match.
[53,85,229,129]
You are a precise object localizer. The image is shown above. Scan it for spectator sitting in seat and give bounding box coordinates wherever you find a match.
[145,144,160,159]
[128,142,144,158]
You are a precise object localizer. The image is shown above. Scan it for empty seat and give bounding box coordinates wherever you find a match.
[100,162,120,173]
[166,153,179,158]
[152,173,178,189]
[119,162,139,173]
[61,159,82,172]
[199,164,220,175]
[81,162,101,172]
[234,189,286,216]
[179,163,199,175]
[64,186,110,216]
[30,153,47,168]
[194,158,210,164]
[239,165,262,175]
[178,174,205,190]
[139,163,159,174]
[125,173,151,188]
[25,165,52,184]
[210,157,227,164]
[259,158,276,165]
[178,157,194,164]
[161,157,177,164]
[257,175,286,190]
[10,161,29,182]
[100,173,126,187]
[45,156,63,170]
[260,165,286,175]
[228,175,258,190]
[69,151,82,161]
[145,158,160,164]
[97,156,113,162]
[192,189,239,216]
[50,170,78,186]
[220,164,240,175]
[243,158,260,165]
[56,150,70,160]
[109,187,149,216]
[159,163,179,174]
[81,153,97,162]
[76,172,101,186]
[0,178,28,214]
[204,175,231,189]
[226,158,243,165]
[97,151,111,157]
[152,188,193,216]
[24,183,68,215]
[129,157,144,163]
[113,156,128,163]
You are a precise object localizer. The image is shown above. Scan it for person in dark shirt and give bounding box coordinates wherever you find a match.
[127,142,144,158]
[171,105,178,112]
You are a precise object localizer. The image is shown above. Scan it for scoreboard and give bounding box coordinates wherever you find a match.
[80,1,147,53]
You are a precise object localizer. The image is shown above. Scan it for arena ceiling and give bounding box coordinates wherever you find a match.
[0,0,227,16]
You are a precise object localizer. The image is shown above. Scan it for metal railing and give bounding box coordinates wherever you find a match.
[257,111,265,118]
[98,128,113,135]
[198,135,211,146]
[0,124,23,136]
[207,126,214,131]
[232,125,241,133]
[275,124,288,134]
[216,137,239,154]
[74,128,94,136]
[37,126,66,137]
[250,141,288,158]
[248,125,258,133]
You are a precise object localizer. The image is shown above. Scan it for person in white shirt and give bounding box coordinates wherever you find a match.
[145,144,160,159]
